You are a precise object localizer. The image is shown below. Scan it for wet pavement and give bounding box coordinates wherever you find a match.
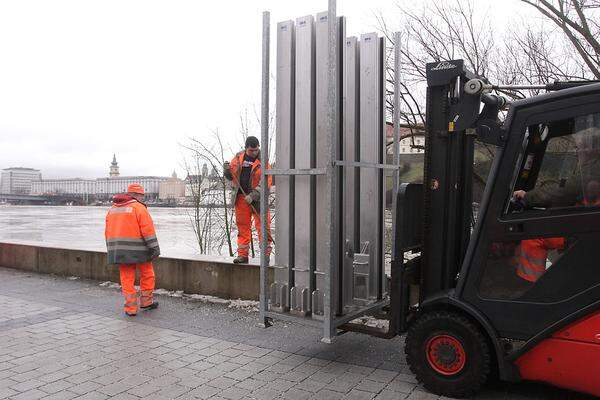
[0,267,593,400]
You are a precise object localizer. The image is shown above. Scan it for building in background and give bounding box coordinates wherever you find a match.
[109,154,120,177]
[96,176,167,200]
[0,167,42,194]
[95,155,169,200]
[159,171,185,202]
[385,122,425,155]
[29,155,171,201]
[32,178,96,196]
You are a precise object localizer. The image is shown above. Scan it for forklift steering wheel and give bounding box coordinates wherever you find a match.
[509,197,527,213]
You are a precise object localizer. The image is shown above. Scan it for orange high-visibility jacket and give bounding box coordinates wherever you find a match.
[105,194,160,265]
[227,150,272,204]
[515,237,565,282]
[515,197,600,282]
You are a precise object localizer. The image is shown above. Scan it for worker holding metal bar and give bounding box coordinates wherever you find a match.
[223,136,273,264]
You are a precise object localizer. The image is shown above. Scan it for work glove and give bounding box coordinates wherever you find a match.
[247,190,261,214]
[148,247,160,261]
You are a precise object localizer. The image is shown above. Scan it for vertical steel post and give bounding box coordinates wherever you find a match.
[323,0,338,343]
[259,10,270,327]
[391,32,401,259]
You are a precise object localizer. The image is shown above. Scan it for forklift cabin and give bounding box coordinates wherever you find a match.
[392,60,600,397]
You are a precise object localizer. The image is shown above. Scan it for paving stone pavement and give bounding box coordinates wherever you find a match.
[0,267,592,400]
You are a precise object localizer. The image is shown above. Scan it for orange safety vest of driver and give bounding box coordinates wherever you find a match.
[105,194,160,265]
[515,237,565,282]
[515,198,600,282]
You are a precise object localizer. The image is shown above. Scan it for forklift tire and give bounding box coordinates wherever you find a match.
[405,311,491,398]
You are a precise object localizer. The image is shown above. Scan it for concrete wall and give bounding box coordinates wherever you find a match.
[0,242,269,300]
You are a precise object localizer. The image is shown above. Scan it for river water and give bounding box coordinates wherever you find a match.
[0,205,228,259]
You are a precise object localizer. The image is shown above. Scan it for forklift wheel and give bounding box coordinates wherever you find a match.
[405,311,491,398]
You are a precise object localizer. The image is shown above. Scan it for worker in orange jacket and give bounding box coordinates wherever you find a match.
[223,136,273,264]
[105,183,160,316]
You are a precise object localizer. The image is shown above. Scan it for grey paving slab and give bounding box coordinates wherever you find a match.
[41,390,79,400]
[0,267,595,400]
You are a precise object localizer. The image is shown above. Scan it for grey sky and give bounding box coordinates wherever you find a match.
[0,0,534,179]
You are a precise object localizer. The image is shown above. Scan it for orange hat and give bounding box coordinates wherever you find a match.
[127,183,145,195]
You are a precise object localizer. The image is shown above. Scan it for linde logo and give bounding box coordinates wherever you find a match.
[431,61,457,71]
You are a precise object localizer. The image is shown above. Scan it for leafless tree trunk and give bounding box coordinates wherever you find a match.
[182,153,211,254]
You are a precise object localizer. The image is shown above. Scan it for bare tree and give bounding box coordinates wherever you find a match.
[377,0,499,159]
[521,0,600,79]
[182,130,235,256]
[182,155,211,254]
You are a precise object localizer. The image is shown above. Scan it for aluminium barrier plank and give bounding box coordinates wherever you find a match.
[342,35,360,310]
[359,32,385,302]
[291,14,316,315]
[273,19,295,311]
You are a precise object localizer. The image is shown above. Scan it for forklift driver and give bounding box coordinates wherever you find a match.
[511,115,600,284]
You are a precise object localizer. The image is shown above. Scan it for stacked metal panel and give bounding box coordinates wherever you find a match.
[291,15,315,315]
[342,36,360,309]
[358,33,386,303]
[272,20,295,312]
[268,10,387,333]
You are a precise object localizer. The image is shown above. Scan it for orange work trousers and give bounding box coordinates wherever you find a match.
[235,195,272,258]
[119,262,155,315]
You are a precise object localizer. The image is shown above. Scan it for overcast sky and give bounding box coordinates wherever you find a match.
[0,0,534,179]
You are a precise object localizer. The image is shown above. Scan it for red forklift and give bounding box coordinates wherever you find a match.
[389,59,600,398]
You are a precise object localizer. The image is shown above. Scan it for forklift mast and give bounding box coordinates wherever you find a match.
[421,60,477,298]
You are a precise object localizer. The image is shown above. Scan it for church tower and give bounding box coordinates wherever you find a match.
[109,154,120,177]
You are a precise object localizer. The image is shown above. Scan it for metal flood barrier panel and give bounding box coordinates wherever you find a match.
[272,20,295,312]
[342,36,359,310]
[264,4,389,341]
[358,33,386,303]
[291,15,315,315]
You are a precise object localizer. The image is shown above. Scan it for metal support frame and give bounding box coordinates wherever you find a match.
[334,160,399,171]
[259,11,270,328]
[322,0,339,343]
[391,31,401,265]
[266,168,326,176]
[260,1,396,343]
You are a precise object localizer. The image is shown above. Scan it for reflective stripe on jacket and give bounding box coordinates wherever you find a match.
[227,151,272,205]
[515,237,565,282]
[105,195,160,265]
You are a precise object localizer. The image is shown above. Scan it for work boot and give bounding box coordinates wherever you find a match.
[141,301,159,311]
[233,256,249,264]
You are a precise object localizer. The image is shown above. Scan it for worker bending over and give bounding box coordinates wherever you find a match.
[223,136,273,264]
[105,184,160,316]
